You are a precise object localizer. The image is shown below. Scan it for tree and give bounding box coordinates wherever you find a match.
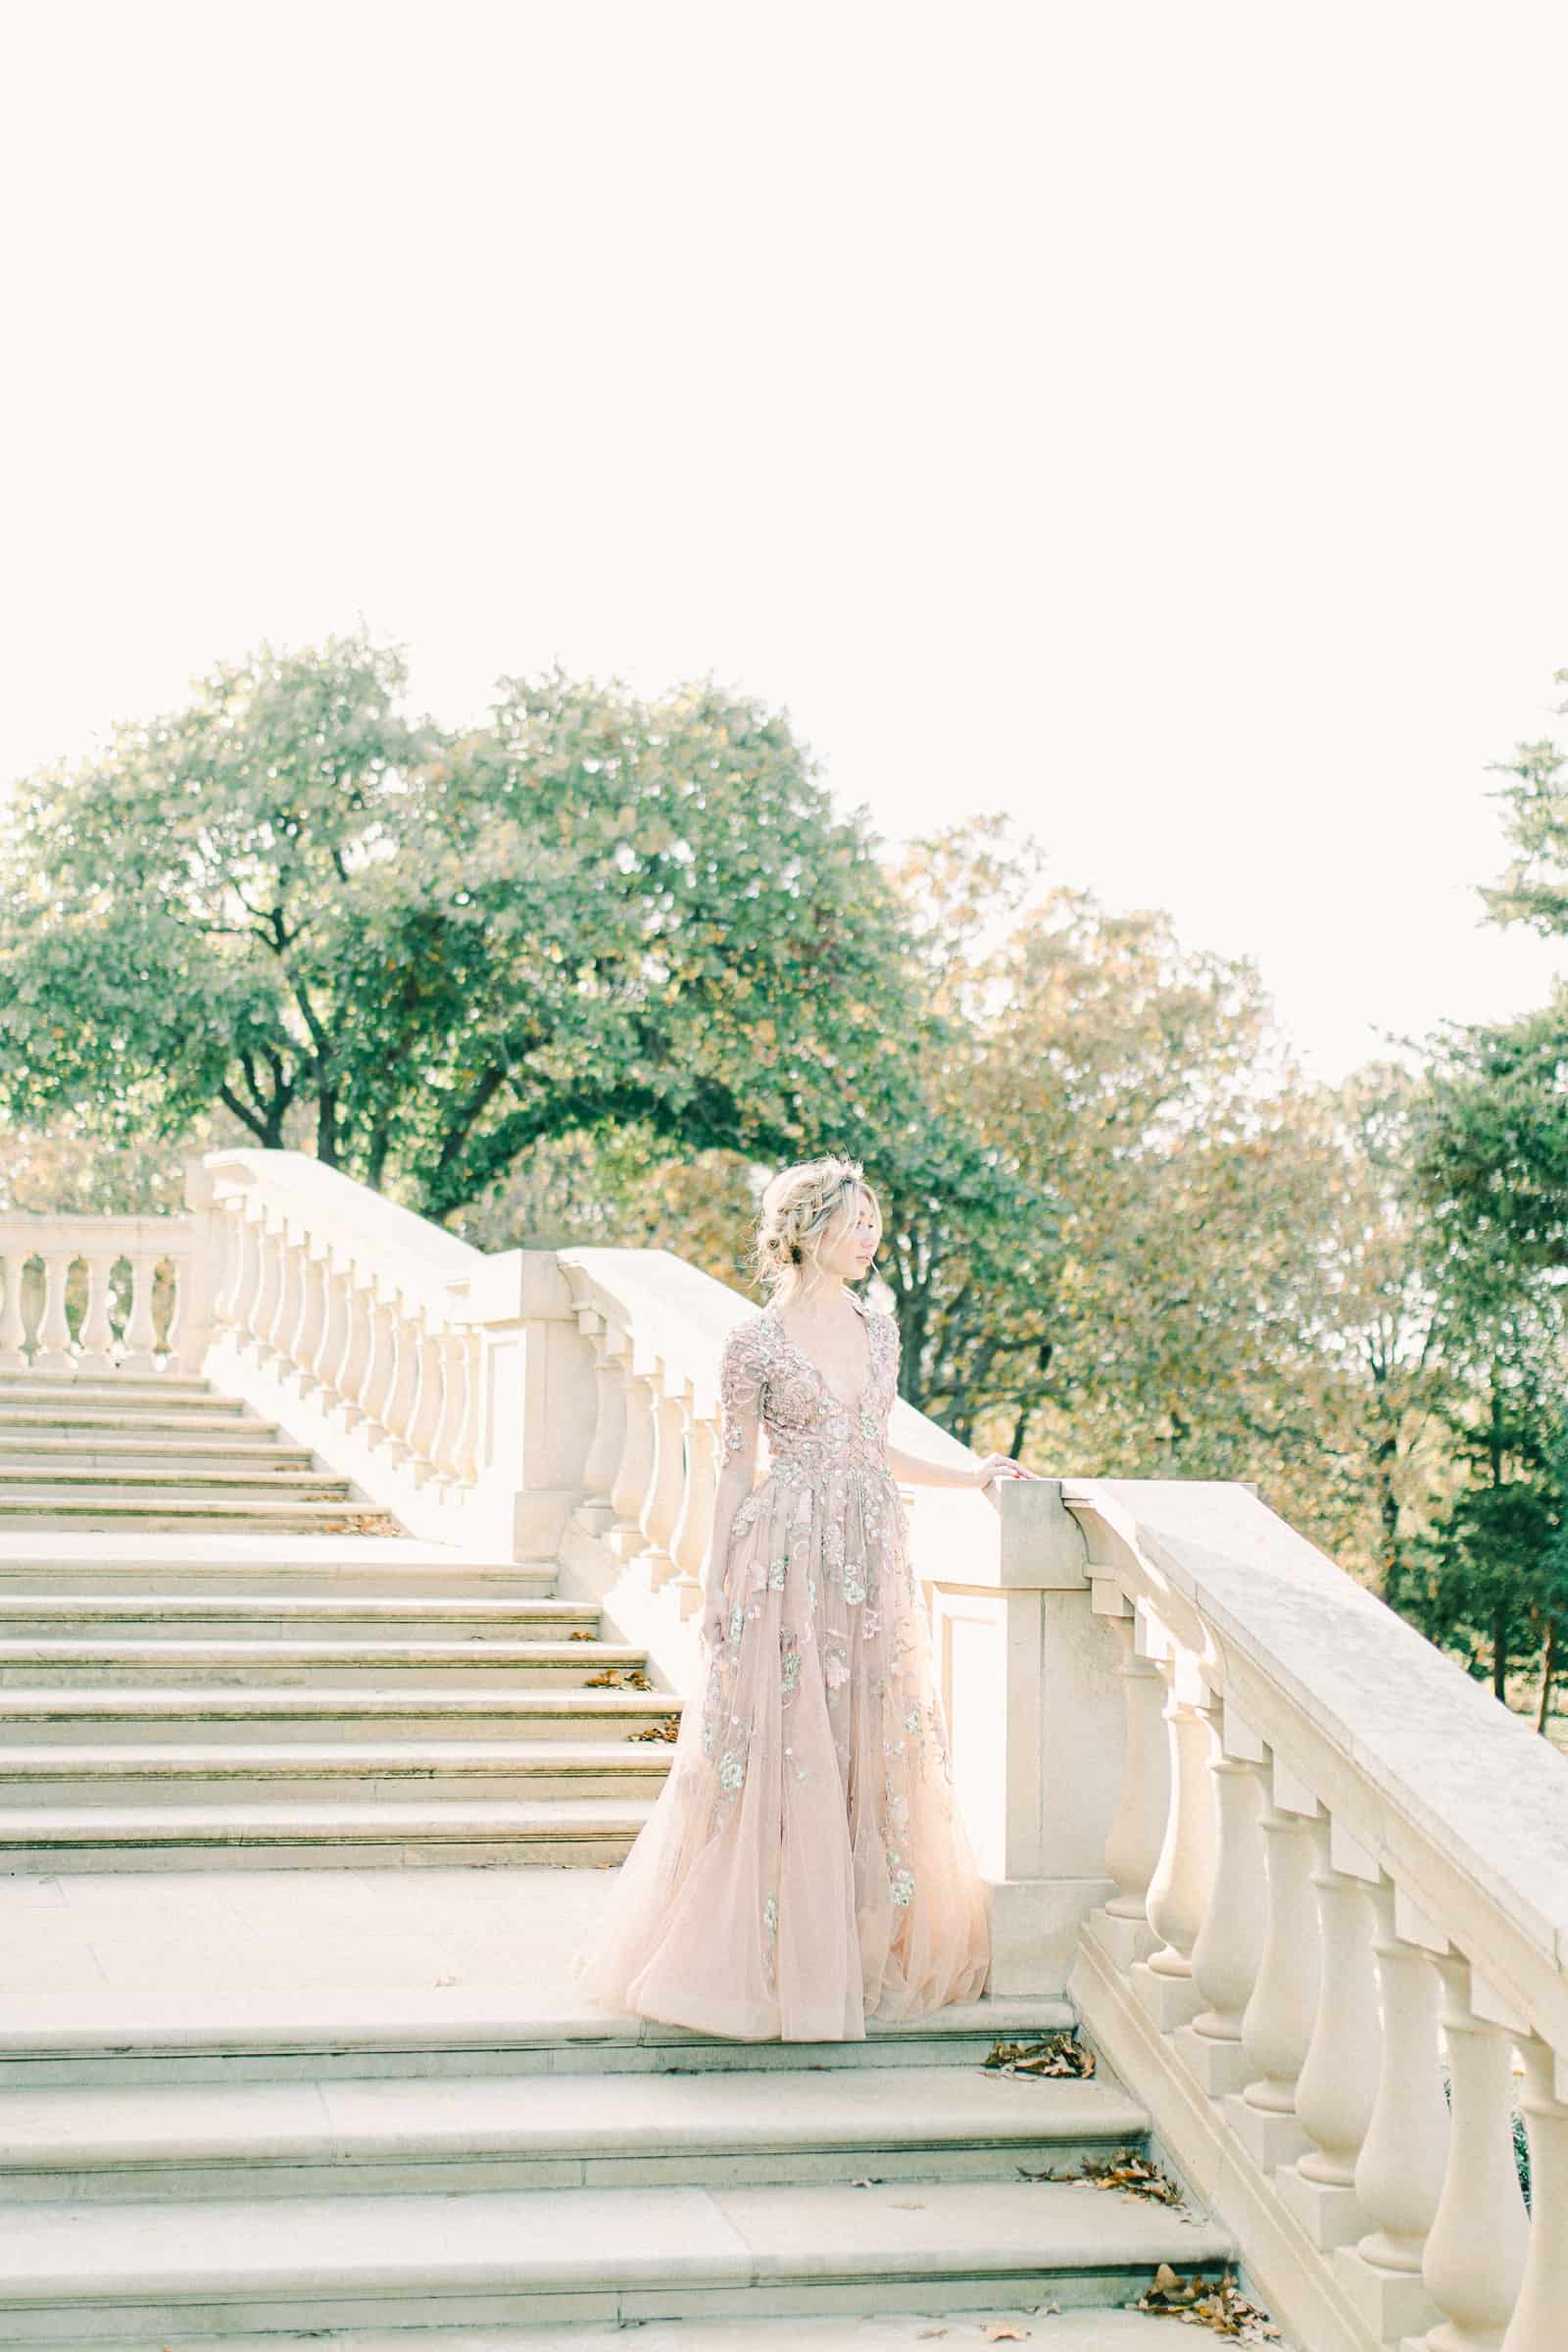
[0,638,929,1220]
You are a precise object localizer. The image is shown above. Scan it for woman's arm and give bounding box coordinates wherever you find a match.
[699,1322,764,1642]
[885,1440,1031,1491]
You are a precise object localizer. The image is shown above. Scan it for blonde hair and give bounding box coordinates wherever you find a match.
[753,1153,881,1304]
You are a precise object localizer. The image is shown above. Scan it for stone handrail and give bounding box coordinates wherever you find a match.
[0,1212,196,1375]
[1054,1474,1568,2352]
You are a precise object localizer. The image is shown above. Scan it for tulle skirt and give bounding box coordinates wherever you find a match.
[569,1449,991,2040]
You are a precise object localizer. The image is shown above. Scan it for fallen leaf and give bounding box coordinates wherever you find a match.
[983,2328,1029,2343]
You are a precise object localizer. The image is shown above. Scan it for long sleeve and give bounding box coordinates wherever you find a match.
[704,1318,763,1585]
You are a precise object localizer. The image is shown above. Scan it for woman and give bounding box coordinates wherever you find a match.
[569,1153,1030,2040]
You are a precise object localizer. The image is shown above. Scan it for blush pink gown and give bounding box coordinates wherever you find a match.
[569,1296,991,2039]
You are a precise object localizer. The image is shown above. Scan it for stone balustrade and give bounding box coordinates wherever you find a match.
[1058,1476,1568,2352]
[0,1213,196,1375]
[12,1157,1564,2352]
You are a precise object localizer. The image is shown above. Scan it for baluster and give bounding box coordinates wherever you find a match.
[0,1253,28,1370]
[263,1231,304,1371]
[638,1367,686,1588]
[33,1251,74,1374]
[669,1408,716,1618]
[575,1312,624,1535]
[227,1213,265,1347]
[1418,1955,1528,2351]
[288,1251,328,1396]
[1501,2035,1568,2352]
[430,1329,471,1481]
[164,1254,189,1369]
[456,1329,483,1483]
[335,1281,379,1433]
[1277,1814,1380,2248]
[1095,1605,1170,1972]
[1335,1879,1449,2344]
[212,1204,246,1331]
[120,1251,161,1374]
[314,1265,353,1410]
[248,1224,284,1364]
[359,1294,399,1446]
[1227,1769,1321,2172]
[609,1358,658,1558]
[380,1301,421,1465]
[406,1323,445,1485]
[1179,1717,1268,2098]
[1132,1640,1216,2034]
[76,1250,116,1376]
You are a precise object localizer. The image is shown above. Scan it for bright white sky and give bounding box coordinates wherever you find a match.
[3,1,1565,1084]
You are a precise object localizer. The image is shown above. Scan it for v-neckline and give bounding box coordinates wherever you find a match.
[767,1296,874,1415]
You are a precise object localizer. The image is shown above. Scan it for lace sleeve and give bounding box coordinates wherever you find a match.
[717,1317,764,1476]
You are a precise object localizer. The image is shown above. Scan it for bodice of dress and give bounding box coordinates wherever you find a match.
[718,1302,899,1487]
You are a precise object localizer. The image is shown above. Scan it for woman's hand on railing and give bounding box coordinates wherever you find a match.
[970,1451,1041,1489]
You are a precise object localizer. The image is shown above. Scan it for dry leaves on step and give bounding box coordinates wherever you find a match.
[628,1715,681,1742]
[568,1629,597,1641]
[983,2328,1029,2343]
[1017,2148,1183,2205]
[982,2034,1095,2080]
[1135,2263,1281,2339]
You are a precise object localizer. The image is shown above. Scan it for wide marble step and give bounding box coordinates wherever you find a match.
[0,1635,650,1688]
[0,1687,680,1744]
[0,2176,1233,2341]
[0,1987,1080,2090]
[0,1794,656,1870]
[0,1378,227,1410]
[0,1594,601,1636]
[0,2066,1152,2202]
[0,1435,314,1466]
[0,2315,1207,2352]
[0,1495,375,1532]
[0,1536,559,1601]
[0,1738,673,1804]
[0,1466,351,1494]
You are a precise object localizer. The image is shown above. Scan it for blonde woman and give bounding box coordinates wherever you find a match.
[570,1154,1031,2041]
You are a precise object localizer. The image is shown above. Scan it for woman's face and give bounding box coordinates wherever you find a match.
[816,1186,881,1283]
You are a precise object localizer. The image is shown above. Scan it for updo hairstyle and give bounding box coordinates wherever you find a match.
[754,1154,881,1302]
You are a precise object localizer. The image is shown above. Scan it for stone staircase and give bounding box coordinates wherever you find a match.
[0,1368,1239,2347]
[0,1371,667,1871]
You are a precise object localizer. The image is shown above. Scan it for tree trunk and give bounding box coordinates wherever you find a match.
[1537,1615,1559,1737]
[316,1089,340,1168]
[1494,1596,1509,1703]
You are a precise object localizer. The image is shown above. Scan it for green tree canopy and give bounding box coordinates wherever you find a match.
[0,636,932,1219]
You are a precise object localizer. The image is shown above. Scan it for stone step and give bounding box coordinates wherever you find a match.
[0,1636,650,1688]
[0,1406,268,1434]
[36,2315,1225,2352]
[0,2066,1152,2203]
[0,1794,655,1871]
[0,1990,1078,2090]
[0,1595,601,1637]
[0,1688,679,1744]
[0,1440,318,1470]
[0,1495,375,1532]
[0,1537,559,1602]
[0,1377,221,1409]
[0,1466,351,1494]
[0,1739,673,1803]
[0,2177,1232,2341]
